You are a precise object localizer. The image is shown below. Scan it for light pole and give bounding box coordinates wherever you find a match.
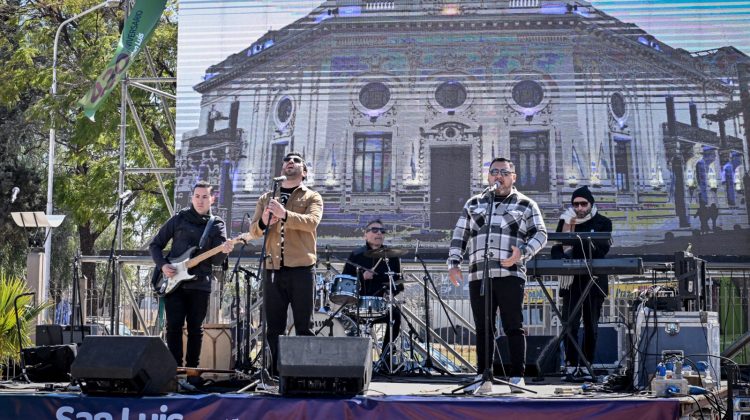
[45,0,121,317]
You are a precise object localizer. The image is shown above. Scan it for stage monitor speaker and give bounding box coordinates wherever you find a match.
[36,324,63,346]
[278,336,371,396]
[22,344,77,382]
[71,336,177,395]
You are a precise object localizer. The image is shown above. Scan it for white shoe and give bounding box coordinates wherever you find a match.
[509,376,526,393]
[463,374,484,393]
[255,379,278,392]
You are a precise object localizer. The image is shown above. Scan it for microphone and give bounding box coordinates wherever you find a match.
[486,182,500,194]
[119,190,133,200]
[272,175,287,182]
[10,187,19,203]
[414,240,420,262]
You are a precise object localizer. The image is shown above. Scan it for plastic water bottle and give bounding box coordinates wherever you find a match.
[665,361,675,379]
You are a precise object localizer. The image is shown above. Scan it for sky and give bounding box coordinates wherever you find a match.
[175,0,750,140]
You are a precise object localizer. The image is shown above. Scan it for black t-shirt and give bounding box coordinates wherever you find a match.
[278,186,297,267]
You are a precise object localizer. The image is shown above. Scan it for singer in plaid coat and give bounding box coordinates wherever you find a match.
[447,158,547,381]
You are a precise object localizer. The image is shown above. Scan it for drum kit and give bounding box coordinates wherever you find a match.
[303,246,411,374]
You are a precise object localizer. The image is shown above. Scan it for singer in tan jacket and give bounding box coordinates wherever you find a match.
[247,151,323,377]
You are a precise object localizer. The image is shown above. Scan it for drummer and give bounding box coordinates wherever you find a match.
[342,219,404,359]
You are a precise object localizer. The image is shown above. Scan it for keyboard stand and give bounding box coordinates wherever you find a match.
[534,237,598,382]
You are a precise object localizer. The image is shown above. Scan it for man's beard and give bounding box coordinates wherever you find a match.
[284,167,302,179]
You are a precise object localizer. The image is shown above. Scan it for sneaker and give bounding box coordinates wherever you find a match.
[564,366,582,382]
[255,378,279,392]
[509,376,526,393]
[564,367,593,383]
[463,374,484,393]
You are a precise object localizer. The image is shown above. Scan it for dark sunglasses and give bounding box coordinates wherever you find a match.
[283,156,304,164]
[489,168,514,177]
[367,227,387,234]
[572,201,590,207]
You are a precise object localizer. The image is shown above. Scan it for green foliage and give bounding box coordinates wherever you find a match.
[0,1,177,310]
[0,271,52,363]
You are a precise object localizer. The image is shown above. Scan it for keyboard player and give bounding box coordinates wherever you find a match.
[551,186,612,381]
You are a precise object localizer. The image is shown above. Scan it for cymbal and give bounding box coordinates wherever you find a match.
[363,247,408,259]
[394,278,417,285]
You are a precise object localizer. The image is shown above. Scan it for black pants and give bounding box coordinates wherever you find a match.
[164,287,210,367]
[561,276,606,367]
[264,266,315,375]
[469,276,526,377]
[368,305,401,355]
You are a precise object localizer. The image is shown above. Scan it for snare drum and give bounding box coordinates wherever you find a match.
[330,274,359,305]
[356,296,389,319]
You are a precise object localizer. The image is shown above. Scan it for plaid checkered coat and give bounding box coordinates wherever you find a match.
[447,187,548,282]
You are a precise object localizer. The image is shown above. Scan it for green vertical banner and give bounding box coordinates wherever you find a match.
[78,0,168,121]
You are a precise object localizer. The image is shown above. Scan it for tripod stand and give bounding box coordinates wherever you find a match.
[452,190,535,395]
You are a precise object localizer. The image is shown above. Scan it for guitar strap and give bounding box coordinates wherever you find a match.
[197,215,216,253]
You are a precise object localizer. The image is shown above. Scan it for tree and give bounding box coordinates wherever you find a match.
[0,1,177,317]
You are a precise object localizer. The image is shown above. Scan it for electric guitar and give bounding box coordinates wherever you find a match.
[152,234,248,296]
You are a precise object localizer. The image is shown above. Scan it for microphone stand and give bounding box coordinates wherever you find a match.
[239,267,257,370]
[103,193,127,336]
[229,214,251,371]
[245,178,282,390]
[70,252,84,344]
[14,292,35,383]
[453,187,535,394]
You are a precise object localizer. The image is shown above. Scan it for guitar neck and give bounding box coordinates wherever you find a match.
[185,237,241,269]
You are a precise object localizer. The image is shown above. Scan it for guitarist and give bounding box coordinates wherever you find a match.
[149,180,234,367]
[247,151,323,377]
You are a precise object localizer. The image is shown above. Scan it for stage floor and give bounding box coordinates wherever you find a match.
[0,375,725,420]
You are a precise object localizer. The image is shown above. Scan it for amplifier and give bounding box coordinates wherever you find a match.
[23,344,77,382]
[632,308,719,389]
[61,324,105,345]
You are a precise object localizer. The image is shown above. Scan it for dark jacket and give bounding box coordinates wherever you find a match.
[149,206,228,292]
[551,213,612,260]
[343,244,404,297]
[551,212,612,295]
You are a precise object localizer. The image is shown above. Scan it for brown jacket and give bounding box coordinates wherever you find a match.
[249,183,323,269]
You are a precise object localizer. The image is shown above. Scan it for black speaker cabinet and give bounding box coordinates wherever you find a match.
[278,336,372,396]
[61,324,105,345]
[36,324,64,346]
[71,336,177,395]
[22,344,77,382]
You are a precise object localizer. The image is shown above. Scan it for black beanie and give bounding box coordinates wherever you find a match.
[571,185,595,205]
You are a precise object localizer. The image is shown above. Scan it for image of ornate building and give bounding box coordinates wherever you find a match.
[176,0,750,255]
